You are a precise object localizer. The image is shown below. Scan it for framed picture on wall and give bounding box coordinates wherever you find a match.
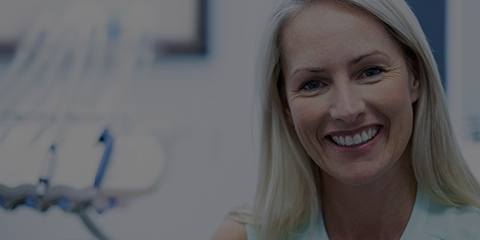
[0,0,208,59]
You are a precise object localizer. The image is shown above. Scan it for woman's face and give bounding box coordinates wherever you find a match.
[281,1,419,185]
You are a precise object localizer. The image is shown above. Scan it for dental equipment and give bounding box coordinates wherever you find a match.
[0,1,169,240]
[94,128,114,189]
[36,144,57,197]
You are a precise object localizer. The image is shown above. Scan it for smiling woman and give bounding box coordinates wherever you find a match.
[281,1,420,187]
[212,0,480,240]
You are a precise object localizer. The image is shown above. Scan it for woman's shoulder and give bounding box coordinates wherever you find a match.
[212,205,255,240]
[445,205,480,237]
[212,218,247,240]
[448,204,480,218]
[426,200,480,239]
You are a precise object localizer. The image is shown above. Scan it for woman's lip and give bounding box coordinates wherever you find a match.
[325,124,382,137]
[325,126,383,153]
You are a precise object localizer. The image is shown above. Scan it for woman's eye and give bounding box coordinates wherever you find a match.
[360,66,384,79]
[300,80,326,92]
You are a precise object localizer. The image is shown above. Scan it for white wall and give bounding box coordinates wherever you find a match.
[447,0,480,180]
[0,0,278,239]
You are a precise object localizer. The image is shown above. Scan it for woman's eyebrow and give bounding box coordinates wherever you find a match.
[289,67,327,80]
[350,50,390,65]
[289,51,390,79]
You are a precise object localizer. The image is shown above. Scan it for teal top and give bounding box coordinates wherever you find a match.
[246,190,480,239]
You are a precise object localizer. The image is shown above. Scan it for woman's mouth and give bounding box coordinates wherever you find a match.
[326,125,382,148]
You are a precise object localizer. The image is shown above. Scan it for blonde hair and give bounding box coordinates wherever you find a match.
[250,0,480,239]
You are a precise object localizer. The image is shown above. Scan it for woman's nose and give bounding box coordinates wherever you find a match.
[328,86,366,124]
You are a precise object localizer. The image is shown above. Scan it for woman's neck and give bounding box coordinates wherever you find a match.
[320,160,417,240]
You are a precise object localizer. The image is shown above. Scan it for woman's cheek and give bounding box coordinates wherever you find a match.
[289,100,328,150]
[290,100,321,128]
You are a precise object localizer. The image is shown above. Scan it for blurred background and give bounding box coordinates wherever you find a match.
[0,0,477,239]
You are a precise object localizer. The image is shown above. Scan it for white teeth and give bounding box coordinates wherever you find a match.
[332,136,339,144]
[361,131,369,142]
[345,136,353,145]
[330,127,380,147]
[353,134,362,144]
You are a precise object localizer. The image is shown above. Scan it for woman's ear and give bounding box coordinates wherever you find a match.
[405,53,421,103]
[409,75,420,103]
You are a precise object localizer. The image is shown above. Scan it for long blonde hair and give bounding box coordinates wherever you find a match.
[251,0,480,239]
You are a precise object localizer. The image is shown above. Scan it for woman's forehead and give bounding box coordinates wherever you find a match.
[280,1,402,75]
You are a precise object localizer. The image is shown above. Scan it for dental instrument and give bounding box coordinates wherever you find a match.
[35,144,57,197]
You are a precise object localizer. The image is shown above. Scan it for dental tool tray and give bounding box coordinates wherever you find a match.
[0,120,166,209]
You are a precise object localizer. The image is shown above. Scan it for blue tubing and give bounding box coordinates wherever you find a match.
[93,128,114,189]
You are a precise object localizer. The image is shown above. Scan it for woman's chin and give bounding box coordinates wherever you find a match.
[324,164,390,187]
